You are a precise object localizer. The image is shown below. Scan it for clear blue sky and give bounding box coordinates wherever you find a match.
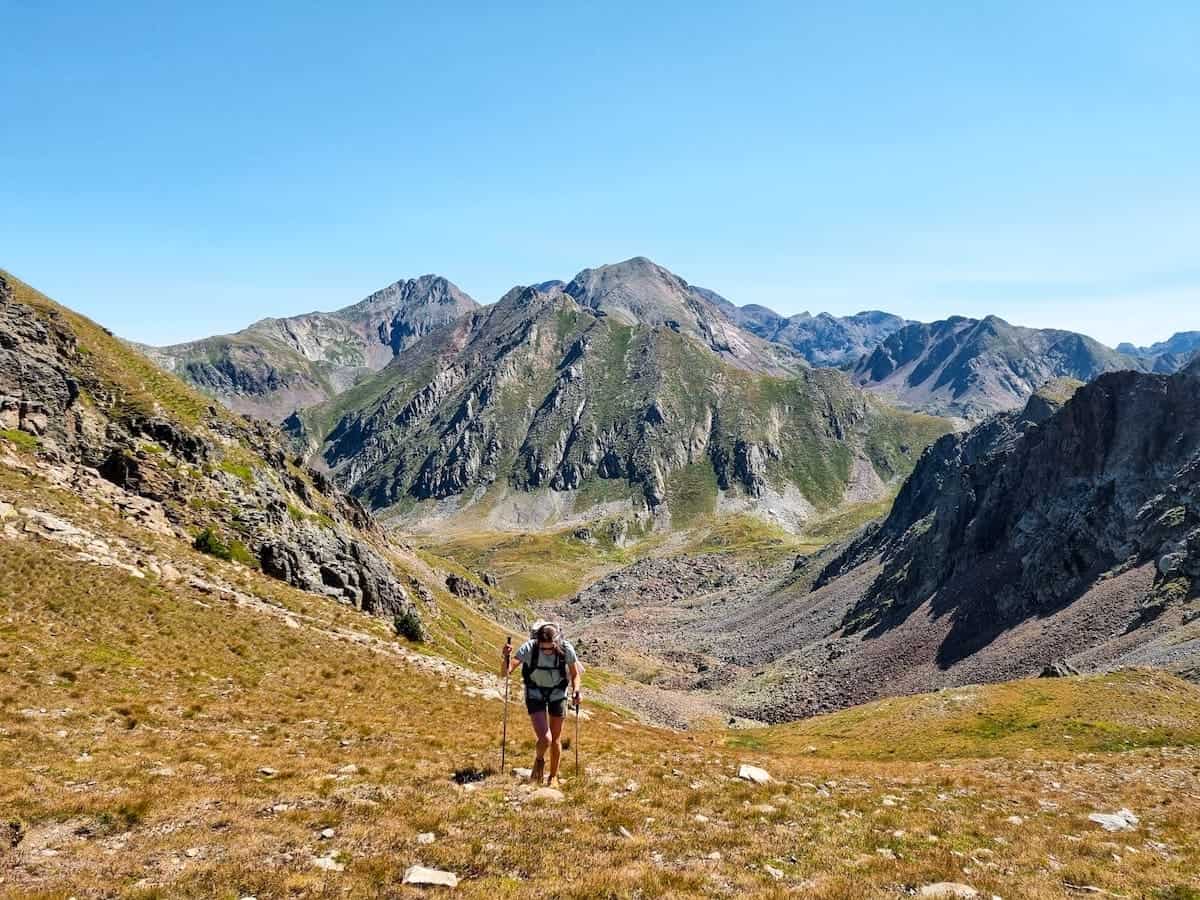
[3,1,1198,347]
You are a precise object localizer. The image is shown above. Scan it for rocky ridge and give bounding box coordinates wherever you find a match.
[711,302,912,369]
[853,315,1142,419]
[1118,332,1200,374]
[1,270,423,624]
[143,275,478,422]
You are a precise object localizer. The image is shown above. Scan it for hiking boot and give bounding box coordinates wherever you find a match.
[546,775,562,789]
[530,758,545,784]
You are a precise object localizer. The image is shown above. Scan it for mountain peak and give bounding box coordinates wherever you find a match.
[561,259,802,374]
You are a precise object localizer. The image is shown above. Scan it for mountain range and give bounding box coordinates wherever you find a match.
[143,258,1197,432]
[288,260,949,532]
[1,269,425,624]
[6,263,1197,710]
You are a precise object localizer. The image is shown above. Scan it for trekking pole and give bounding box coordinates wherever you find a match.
[500,637,512,774]
[573,695,581,780]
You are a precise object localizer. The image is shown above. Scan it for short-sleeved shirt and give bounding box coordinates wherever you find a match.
[515,639,578,702]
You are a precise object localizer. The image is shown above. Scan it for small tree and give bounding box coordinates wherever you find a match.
[393,608,426,643]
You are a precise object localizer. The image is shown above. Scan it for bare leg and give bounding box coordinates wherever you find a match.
[529,709,550,781]
[547,713,566,782]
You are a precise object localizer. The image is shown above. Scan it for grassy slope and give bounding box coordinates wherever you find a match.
[4,270,216,429]
[743,669,1200,761]
[4,532,1200,899]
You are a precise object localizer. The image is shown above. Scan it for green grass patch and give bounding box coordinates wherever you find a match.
[0,429,39,451]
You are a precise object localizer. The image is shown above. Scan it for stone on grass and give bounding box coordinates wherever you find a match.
[737,764,771,784]
[1088,809,1139,832]
[417,832,435,845]
[919,884,979,898]
[402,865,459,888]
[764,864,784,880]
[311,855,345,872]
[528,787,565,803]
[618,826,633,839]
[319,828,335,839]
[512,767,532,779]
[337,763,359,775]
[258,767,278,777]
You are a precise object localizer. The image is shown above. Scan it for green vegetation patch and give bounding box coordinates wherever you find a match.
[0,429,40,451]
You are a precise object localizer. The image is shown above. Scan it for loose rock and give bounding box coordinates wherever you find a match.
[1089,809,1139,832]
[919,885,979,898]
[737,764,771,784]
[402,865,459,888]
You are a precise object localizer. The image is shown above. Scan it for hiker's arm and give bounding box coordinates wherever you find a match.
[501,646,522,678]
[568,661,582,702]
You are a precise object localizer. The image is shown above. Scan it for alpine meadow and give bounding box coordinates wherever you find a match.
[4,4,1200,899]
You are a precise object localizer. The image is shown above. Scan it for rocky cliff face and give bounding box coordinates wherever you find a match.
[1,271,421,622]
[293,277,951,532]
[853,315,1142,419]
[823,369,1200,640]
[145,275,478,422]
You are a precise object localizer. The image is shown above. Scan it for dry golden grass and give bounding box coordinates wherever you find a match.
[1,463,1199,898]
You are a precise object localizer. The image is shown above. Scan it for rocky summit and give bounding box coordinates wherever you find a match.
[143,275,478,422]
[853,315,1141,420]
[289,269,951,532]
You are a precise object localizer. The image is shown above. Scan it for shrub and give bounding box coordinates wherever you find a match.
[193,528,232,561]
[393,608,427,643]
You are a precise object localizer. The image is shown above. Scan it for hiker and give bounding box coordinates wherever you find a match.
[501,621,582,787]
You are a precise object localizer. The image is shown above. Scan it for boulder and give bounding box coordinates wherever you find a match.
[527,787,565,803]
[737,764,772,785]
[1088,809,1139,832]
[402,865,459,888]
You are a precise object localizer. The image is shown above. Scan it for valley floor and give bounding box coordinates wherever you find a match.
[3,520,1200,898]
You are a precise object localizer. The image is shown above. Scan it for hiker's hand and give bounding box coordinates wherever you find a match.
[572,690,582,708]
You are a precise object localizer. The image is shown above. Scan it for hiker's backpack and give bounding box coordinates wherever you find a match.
[521,622,570,698]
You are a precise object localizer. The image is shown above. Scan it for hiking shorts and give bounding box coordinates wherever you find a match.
[525,694,567,718]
